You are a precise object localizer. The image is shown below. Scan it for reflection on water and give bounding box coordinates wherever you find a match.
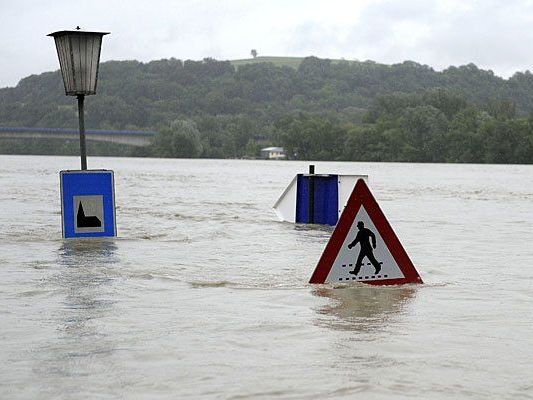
[293,223,334,233]
[56,239,119,334]
[313,285,417,332]
[33,240,121,383]
[58,239,119,267]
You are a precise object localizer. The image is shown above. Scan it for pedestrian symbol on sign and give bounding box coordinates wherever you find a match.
[347,221,382,276]
[309,179,423,285]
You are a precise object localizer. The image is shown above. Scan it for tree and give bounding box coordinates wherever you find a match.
[274,113,346,160]
[152,120,203,158]
[6,55,533,164]
[398,105,448,162]
[343,124,389,161]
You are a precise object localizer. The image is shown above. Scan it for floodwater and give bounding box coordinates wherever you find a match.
[1,155,533,399]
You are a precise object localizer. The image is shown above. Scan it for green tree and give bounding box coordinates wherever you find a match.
[397,105,448,162]
[275,113,346,160]
[343,124,389,161]
[481,119,532,163]
[445,108,485,163]
[152,120,203,158]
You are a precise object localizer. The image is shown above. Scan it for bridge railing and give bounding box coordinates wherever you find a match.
[0,126,158,146]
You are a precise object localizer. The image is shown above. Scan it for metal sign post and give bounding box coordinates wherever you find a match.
[49,28,116,238]
[77,95,87,170]
[48,27,109,170]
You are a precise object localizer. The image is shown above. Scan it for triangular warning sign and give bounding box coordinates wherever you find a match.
[309,179,422,285]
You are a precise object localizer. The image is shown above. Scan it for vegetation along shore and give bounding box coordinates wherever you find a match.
[1,56,532,163]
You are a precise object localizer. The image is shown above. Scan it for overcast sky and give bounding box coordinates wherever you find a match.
[2,0,533,88]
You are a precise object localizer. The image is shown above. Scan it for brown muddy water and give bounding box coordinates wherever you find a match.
[1,155,532,399]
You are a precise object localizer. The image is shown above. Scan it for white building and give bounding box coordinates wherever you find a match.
[260,147,286,160]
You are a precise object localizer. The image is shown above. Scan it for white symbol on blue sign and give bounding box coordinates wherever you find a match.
[60,170,116,238]
[73,195,105,233]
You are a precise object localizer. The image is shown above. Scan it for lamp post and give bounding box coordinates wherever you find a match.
[48,27,109,170]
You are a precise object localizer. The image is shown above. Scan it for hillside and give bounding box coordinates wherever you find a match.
[230,56,379,70]
[1,56,533,163]
[230,56,305,69]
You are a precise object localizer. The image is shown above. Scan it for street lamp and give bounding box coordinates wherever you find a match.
[48,27,109,170]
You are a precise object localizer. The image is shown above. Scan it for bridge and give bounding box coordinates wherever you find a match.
[0,126,158,147]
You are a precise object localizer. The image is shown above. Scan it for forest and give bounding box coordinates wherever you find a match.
[1,56,533,163]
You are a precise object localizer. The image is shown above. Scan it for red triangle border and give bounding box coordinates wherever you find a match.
[309,179,423,285]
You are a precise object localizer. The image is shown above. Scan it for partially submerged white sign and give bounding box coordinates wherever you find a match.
[273,174,368,223]
[309,179,423,286]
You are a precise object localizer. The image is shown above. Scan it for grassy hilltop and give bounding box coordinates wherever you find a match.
[1,55,533,163]
[230,56,306,69]
[230,56,363,70]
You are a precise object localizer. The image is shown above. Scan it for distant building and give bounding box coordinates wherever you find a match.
[260,146,286,160]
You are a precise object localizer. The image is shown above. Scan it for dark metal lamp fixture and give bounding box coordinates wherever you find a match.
[48,27,109,169]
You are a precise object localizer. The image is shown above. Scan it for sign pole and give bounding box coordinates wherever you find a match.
[77,94,87,170]
[308,164,315,223]
[49,29,115,238]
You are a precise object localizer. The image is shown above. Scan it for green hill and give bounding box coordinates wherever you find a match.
[1,56,533,163]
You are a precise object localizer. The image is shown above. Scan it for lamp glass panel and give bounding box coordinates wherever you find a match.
[53,33,104,95]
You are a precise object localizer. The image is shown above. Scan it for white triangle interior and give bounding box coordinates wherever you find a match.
[325,206,405,283]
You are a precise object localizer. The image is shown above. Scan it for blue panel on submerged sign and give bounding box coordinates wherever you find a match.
[296,174,338,225]
[60,170,116,238]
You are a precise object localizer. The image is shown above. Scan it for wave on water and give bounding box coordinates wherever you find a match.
[189,280,234,288]
[188,279,311,290]
[118,232,192,242]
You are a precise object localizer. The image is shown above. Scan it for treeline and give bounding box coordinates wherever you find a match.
[275,90,533,163]
[1,57,533,162]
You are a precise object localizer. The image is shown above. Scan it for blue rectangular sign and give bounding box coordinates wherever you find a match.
[60,170,117,238]
[296,174,339,226]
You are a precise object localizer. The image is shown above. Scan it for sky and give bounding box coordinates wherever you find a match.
[2,0,533,88]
